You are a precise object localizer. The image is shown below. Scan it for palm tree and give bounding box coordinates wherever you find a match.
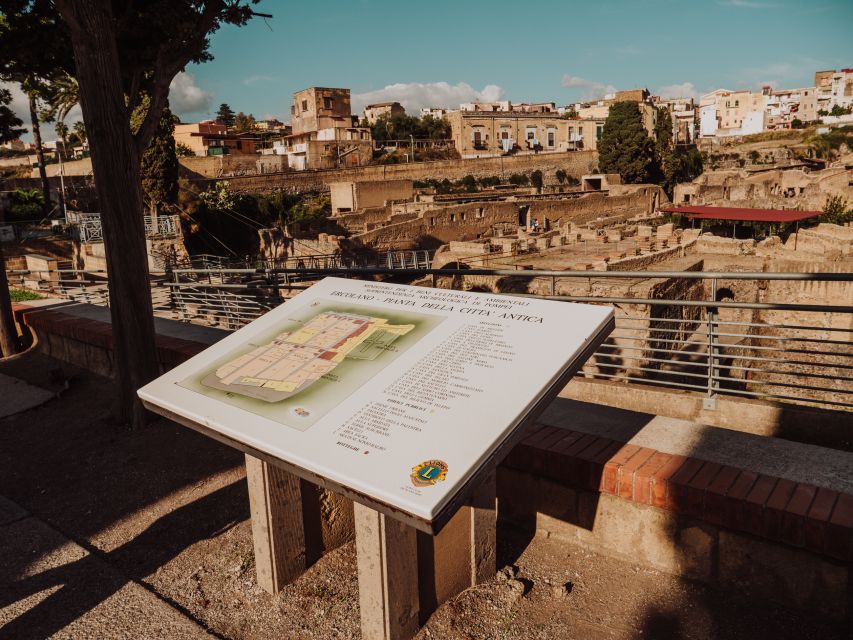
[72,120,86,146]
[54,120,69,157]
[22,78,51,216]
[40,74,79,124]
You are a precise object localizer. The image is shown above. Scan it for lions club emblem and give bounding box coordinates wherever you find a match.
[410,460,448,487]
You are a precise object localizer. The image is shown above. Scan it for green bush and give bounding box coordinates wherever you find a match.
[530,170,543,192]
[9,288,41,302]
[822,195,853,225]
[457,174,477,192]
[6,189,44,221]
[477,175,501,188]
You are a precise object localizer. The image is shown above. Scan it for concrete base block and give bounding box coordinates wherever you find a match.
[718,530,848,618]
[498,468,850,620]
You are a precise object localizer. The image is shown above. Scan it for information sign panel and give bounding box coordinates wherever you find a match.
[139,278,613,530]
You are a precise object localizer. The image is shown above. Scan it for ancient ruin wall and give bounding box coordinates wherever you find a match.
[188,151,598,194]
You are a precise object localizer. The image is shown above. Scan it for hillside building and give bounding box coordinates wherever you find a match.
[446,110,602,159]
[173,121,260,156]
[279,87,372,170]
[420,107,450,119]
[699,89,766,138]
[363,102,405,124]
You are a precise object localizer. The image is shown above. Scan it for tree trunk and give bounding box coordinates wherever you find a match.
[57,0,159,428]
[28,94,51,217]
[0,241,19,357]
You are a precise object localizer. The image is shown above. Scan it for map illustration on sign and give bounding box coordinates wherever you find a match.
[141,277,615,526]
[200,311,415,402]
[179,302,443,430]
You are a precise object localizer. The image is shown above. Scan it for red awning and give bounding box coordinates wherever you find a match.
[661,205,821,223]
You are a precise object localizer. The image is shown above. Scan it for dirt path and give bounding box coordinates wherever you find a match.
[0,353,846,639]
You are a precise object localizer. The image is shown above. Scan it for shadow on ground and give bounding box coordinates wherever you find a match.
[0,353,247,638]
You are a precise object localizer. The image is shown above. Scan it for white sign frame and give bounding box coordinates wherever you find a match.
[139,277,614,533]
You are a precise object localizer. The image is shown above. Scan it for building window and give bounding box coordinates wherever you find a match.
[547,131,555,147]
[461,212,466,221]
[476,207,484,218]
[450,214,456,222]
[429,217,435,226]
[302,99,308,111]
[323,97,333,109]
[291,105,295,115]
[501,131,509,139]
[527,130,535,140]
[596,125,603,140]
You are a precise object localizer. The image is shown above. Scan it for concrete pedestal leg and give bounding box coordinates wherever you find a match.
[245,454,312,594]
[356,470,497,639]
[468,467,498,585]
[355,502,420,640]
[417,468,497,621]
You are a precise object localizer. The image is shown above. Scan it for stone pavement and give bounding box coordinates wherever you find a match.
[0,496,213,639]
[0,373,54,419]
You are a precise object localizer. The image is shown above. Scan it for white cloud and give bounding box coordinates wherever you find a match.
[243,74,278,87]
[736,57,826,89]
[718,0,780,8]
[351,82,505,114]
[560,75,616,100]
[169,71,211,116]
[657,82,699,99]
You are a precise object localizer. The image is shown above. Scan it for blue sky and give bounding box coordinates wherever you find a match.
[4,0,852,140]
[164,0,852,122]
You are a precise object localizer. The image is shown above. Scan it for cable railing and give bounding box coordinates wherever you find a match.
[7,264,852,412]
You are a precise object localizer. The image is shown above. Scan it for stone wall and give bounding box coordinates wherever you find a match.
[673,167,849,211]
[190,151,598,195]
[179,154,262,178]
[347,187,665,251]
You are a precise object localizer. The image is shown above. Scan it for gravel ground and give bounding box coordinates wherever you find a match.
[1,353,847,639]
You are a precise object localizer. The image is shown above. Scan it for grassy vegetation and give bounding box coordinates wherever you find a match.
[9,288,41,302]
[804,125,853,159]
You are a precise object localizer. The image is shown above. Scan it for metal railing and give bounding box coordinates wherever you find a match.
[66,212,181,243]
[7,264,852,412]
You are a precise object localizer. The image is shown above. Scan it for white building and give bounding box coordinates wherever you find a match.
[699,89,765,138]
[420,107,450,119]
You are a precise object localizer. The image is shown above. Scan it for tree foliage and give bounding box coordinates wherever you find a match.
[601,102,702,195]
[140,107,179,214]
[0,87,25,142]
[233,111,256,132]
[216,102,235,128]
[661,146,703,196]
[72,120,86,144]
[530,169,543,193]
[823,195,852,225]
[371,113,451,142]
[38,73,79,124]
[598,101,658,184]
[5,188,44,220]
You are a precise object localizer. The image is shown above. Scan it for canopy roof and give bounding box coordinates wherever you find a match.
[662,205,821,223]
